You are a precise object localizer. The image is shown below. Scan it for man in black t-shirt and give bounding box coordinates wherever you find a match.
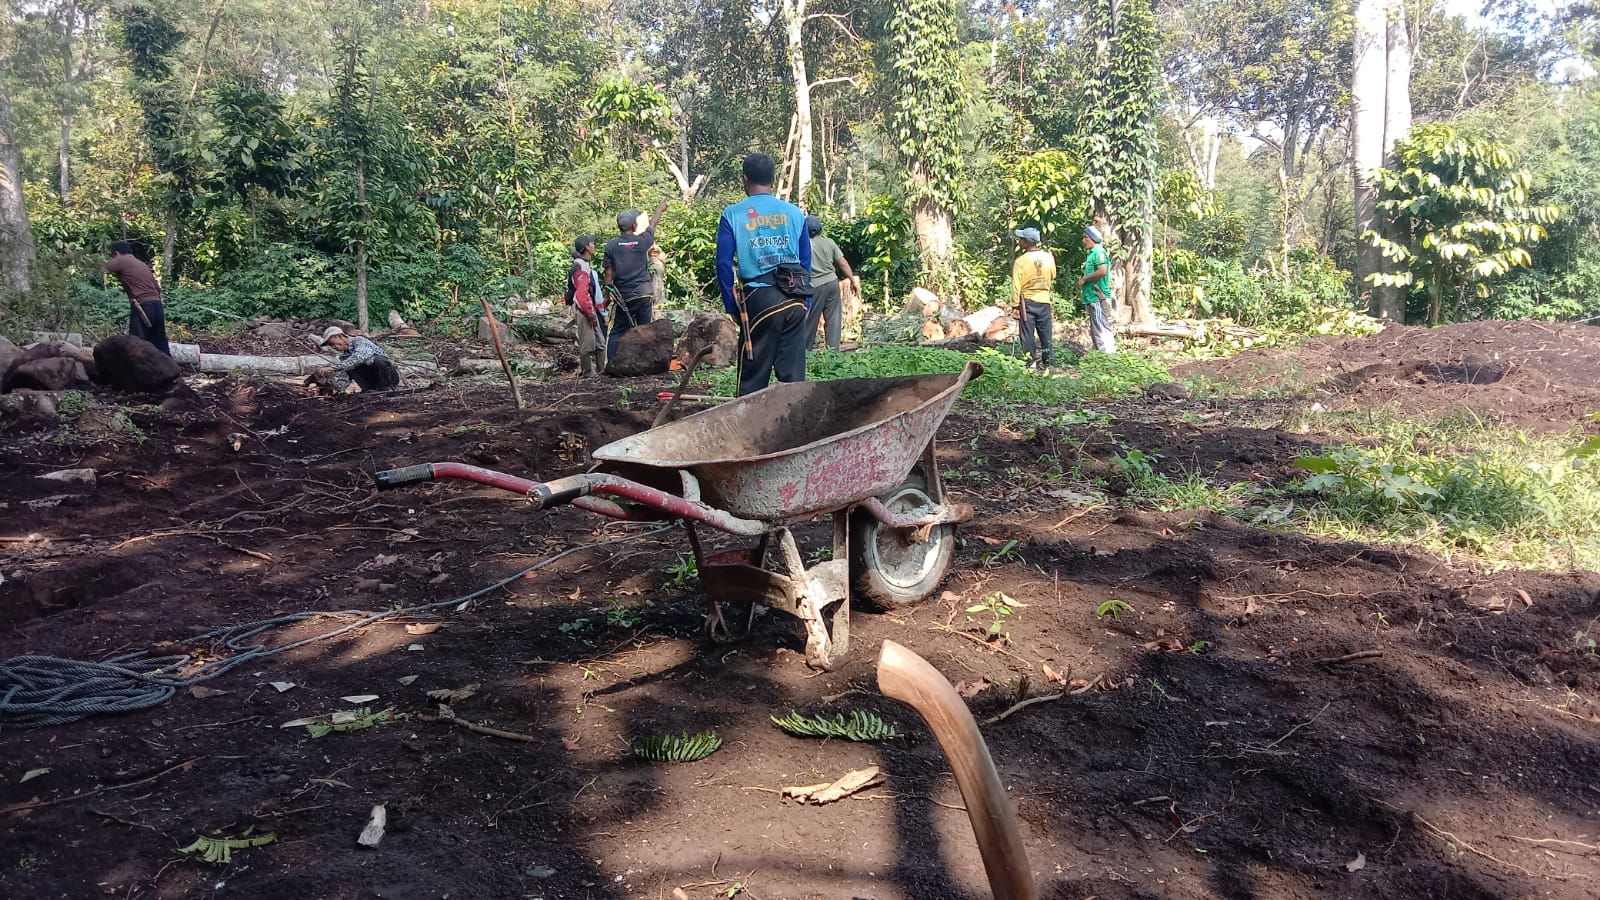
[603,199,669,359]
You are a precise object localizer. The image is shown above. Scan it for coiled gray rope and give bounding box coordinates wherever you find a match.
[0,525,675,729]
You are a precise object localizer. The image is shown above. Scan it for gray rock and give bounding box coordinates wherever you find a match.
[3,357,88,393]
[1144,381,1191,401]
[477,316,523,347]
[676,314,739,369]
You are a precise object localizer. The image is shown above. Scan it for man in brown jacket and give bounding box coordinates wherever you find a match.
[104,241,170,356]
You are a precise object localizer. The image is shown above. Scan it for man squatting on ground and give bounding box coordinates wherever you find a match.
[716,152,813,397]
[1079,225,1117,353]
[802,215,859,352]
[104,241,171,356]
[317,326,400,391]
[603,199,670,360]
[1011,227,1056,368]
[566,235,608,377]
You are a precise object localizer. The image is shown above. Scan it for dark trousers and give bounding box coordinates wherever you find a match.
[1019,298,1054,366]
[804,280,843,351]
[606,295,654,359]
[735,286,808,397]
[129,300,170,357]
[350,359,401,391]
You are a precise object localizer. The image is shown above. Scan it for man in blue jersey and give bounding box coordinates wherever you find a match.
[715,153,813,397]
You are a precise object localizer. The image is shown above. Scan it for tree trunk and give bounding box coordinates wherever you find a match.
[0,68,34,296]
[1352,0,1409,323]
[910,184,954,295]
[57,0,78,202]
[355,155,370,331]
[782,0,814,204]
[162,203,178,282]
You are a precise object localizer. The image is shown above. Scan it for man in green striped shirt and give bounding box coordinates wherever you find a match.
[1077,226,1117,353]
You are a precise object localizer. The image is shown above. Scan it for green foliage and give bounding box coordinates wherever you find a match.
[1079,0,1160,246]
[964,591,1016,640]
[583,79,674,161]
[705,346,1171,405]
[179,829,276,865]
[306,706,396,738]
[630,730,722,763]
[889,0,964,213]
[1292,434,1600,569]
[771,710,901,742]
[1096,598,1134,621]
[1370,124,1561,325]
[654,201,724,307]
[664,553,698,588]
[1003,149,1089,246]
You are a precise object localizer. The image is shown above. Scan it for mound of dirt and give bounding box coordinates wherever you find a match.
[1176,320,1600,431]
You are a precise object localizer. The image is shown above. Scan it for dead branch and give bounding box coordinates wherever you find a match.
[981,693,1065,726]
[419,713,538,744]
[0,757,204,815]
[1375,799,1536,878]
[1315,650,1384,666]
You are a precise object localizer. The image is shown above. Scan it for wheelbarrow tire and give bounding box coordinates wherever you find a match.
[849,470,956,611]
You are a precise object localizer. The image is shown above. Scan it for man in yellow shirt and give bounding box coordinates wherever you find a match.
[1010,227,1056,368]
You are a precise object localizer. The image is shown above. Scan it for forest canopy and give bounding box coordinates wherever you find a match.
[2,0,1599,334]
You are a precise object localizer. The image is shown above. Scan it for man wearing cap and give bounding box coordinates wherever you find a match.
[566,235,608,377]
[1078,226,1117,353]
[802,215,858,352]
[317,326,401,391]
[715,152,812,397]
[104,241,170,356]
[603,199,671,360]
[1010,227,1056,369]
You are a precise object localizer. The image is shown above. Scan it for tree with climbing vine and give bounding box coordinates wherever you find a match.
[1078,0,1159,325]
[888,0,963,297]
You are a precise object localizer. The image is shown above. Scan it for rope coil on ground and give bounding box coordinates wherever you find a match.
[0,525,674,730]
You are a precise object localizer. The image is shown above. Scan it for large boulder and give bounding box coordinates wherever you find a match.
[93,335,181,392]
[676,314,738,369]
[2,357,88,393]
[607,319,676,377]
[0,336,21,375]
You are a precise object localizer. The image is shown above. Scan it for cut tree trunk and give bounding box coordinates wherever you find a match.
[0,68,34,296]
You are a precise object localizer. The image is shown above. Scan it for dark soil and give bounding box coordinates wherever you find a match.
[4,324,1600,900]
[1175,320,1600,432]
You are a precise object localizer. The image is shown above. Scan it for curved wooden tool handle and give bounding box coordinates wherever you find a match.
[876,640,1037,900]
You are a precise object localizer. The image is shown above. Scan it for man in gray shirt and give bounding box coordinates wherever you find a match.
[802,216,858,351]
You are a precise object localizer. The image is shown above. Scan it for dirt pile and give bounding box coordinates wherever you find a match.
[1177,320,1600,430]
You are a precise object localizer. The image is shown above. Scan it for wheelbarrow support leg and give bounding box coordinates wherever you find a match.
[778,528,849,669]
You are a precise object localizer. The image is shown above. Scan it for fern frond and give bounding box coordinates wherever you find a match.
[179,828,277,864]
[630,730,722,762]
[771,710,900,741]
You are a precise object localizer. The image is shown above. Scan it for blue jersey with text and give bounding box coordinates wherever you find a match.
[715,193,812,313]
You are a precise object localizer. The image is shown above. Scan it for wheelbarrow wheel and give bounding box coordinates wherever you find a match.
[849,469,956,611]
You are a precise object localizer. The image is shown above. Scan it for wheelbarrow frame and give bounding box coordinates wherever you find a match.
[373,364,980,668]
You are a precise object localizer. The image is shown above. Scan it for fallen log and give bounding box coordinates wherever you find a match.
[168,344,438,378]
[1117,322,1205,340]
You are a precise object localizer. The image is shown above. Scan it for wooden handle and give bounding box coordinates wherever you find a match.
[876,640,1037,900]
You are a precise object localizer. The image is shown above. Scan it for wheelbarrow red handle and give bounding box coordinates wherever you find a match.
[374,462,538,495]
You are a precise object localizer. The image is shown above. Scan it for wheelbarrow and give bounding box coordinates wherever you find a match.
[373,361,981,669]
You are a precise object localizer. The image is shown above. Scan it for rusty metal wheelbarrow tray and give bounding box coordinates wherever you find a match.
[590,360,981,525]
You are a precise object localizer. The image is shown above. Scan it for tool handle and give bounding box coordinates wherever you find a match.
[374,464,436,490]
[877,640,1037,900]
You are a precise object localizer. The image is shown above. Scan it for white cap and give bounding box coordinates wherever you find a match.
[318,325,346,347]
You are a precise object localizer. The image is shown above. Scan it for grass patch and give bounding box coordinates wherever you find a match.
[1288,429,1600,570]
[706,346,1170,405]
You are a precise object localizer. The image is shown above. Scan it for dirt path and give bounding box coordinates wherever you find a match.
[3,356,1599,900]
